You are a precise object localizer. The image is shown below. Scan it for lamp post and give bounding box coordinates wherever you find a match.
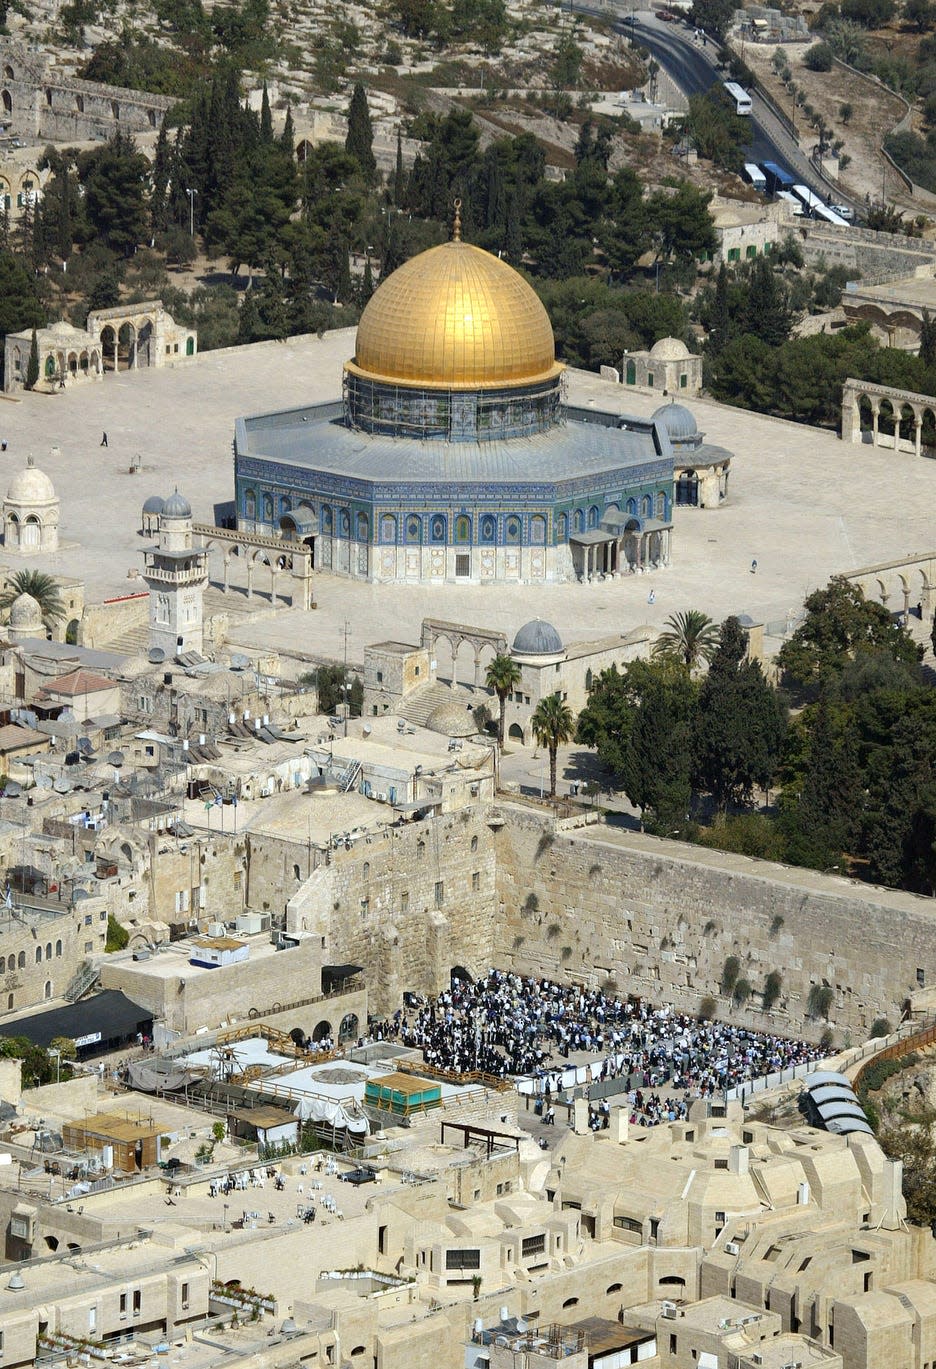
[186,188,198,239]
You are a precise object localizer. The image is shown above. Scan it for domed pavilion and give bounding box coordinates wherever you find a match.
[4,456,60,555]
[234,219,676,583]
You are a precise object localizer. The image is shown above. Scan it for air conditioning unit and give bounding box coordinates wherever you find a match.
[751,1356,763,1367]
[661,1303,677,1320]
[725,1241,740,1255]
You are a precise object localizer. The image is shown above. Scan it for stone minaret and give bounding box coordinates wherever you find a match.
[141,489,209,658]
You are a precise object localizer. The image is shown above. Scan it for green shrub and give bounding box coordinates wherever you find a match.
[763,970,783,1009]
[105,915,129,952]
[868,1017,893,1039]
[804,41,834,69]
[733,977,752,1006]
[808,984,834,1019]
[721,955,740,996]
[699,995,717,1021]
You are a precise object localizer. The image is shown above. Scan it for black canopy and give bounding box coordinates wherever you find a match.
[0,990,153,1057]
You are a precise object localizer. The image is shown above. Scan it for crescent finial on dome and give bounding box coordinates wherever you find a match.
[452,198,462,242]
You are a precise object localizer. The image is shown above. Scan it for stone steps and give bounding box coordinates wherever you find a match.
[399,682,474,727]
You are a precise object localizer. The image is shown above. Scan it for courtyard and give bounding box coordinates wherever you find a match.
[0,327,932,677]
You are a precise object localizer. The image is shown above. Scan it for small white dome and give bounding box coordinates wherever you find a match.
[649,336,691,361]
[7,463,55,506]
[9,592,43,629]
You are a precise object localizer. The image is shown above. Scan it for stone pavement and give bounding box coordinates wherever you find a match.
[2,328,935,678]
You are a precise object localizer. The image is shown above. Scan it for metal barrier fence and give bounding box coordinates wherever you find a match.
[852,1018,936,1095]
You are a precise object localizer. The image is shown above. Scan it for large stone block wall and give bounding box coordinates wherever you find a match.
[282,810,499,1014]
[492,806,936,1043]
[0,43,172,143]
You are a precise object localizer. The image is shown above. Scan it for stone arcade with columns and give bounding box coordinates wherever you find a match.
[3,301,196,393]
[842,376,936,458]
[234,223,676,585]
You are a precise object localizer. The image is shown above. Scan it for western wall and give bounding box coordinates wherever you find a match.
[247,797,936,1044]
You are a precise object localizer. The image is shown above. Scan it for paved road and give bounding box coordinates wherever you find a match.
[617,9,860,212]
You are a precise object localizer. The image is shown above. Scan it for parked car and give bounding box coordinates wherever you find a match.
[830,203,855,222]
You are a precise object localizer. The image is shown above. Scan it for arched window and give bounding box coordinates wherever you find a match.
[430,514,446,544]
[641,494,652,518]
[356,512,369,541]
[480,515,496,544]
[656,491,666,518]
[322,505,333,535]
[280,496,292,514]
[530,515,546,545]
[55,939,62,957]
[556,512,568,541]
[573,508,585,534]
[45,943,51,960]
[339,1012,359,1042]
[44,980,52,999]
[626,497,637,516]
[338,509,350,538]
[585,668,593,690]
[588,505,600,529]
[380,514,396,544]
[262,494,274,522]
[454,515,471,544]
[625,358,636,385]
[505,516,521,544]
[0,957,6,975]
[35,947,42,964]
[406,515,421,544]
[17,951,25,969]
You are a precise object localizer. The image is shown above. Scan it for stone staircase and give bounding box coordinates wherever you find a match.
[398,682,475,727]
[96,622,151,657]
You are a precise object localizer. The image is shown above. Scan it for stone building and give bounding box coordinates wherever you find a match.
[3,301,196,394]
[652,402,732,509]
[235,225,675,584]
[3,457,59,554]
[620,337,703,396]
[0,41,172,143]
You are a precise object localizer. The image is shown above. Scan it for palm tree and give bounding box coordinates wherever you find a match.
[652,609,719,673]
[531,692,575,799]
[485,653,522,747]
[0,570,65,627]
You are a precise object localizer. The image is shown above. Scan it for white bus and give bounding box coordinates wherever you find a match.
[723,81,753,116]
[791,183,849,225]
[776,189,804,217]
[743,162,767,191]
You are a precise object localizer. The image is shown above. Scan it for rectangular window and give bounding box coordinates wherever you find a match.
[181,1281,190,1309]
[728,247,741,262]
[119,1293,128,1316]
[445,1248,480,1271]
[133,1290,141,1315]
[378,1225,387,1255]
[434,880,444,908]
[455,554,470,577]
[472,871,480,891]
[376,670,383,683]
[522,1234,545,1257]
[400,891,409,912]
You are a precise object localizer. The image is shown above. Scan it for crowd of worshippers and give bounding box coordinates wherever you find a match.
[389,970,820,1124]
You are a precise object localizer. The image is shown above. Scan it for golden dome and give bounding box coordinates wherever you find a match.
[347,240,562,392]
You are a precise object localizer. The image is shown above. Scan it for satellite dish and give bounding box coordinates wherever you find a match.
[148,647,166,664]
[230,653,250,672]
[35,774,53,790]
[73,888,90,901]
[3,781,21,798]
[108,751,124,767]
[52,777,73,794]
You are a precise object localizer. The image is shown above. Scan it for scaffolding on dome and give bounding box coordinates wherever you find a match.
[343,370,566,444]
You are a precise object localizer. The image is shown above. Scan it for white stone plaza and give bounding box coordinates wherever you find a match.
[1,325,933,674]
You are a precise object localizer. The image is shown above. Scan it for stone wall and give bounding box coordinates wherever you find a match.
[799,221,936,280]
[492,806,936,1043]
[281,810,499,1014]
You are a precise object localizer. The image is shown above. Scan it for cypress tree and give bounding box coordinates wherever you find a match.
[337,238,352,304]
[260,81,273,142]
[360,255,374,304]
[505,191,522,264]
[25,327,39,391]
[237,289,260,345]
[743,256,792,347]
[393,131,405,206]
[345,82,377,183]
[709,261,730,356]
[921,307,936,368]
[281,106,295,158]
[151,120,171,236]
